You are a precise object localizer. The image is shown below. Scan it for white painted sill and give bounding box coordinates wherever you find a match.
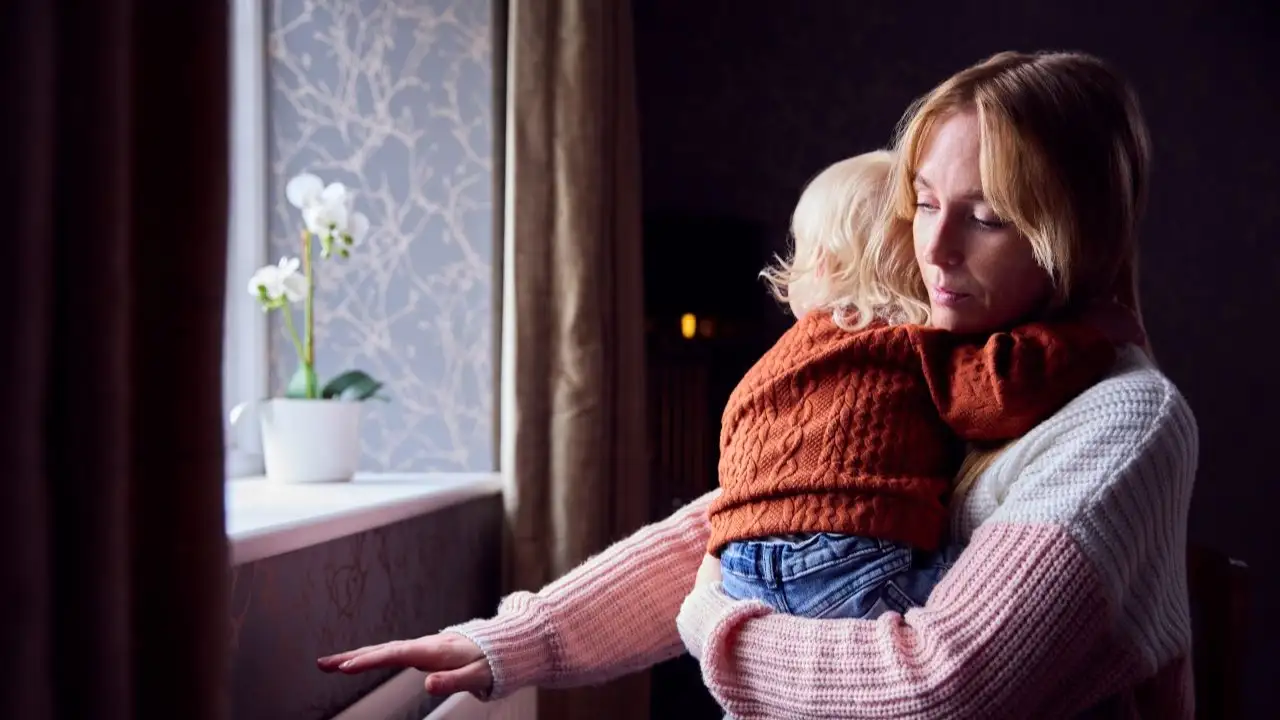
[226,472,502,565]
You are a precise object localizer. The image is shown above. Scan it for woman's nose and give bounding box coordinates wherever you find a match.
[921,214,964,268]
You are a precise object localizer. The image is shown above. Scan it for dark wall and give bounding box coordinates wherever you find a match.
[228,497,502,720]
[635,0,1277,715]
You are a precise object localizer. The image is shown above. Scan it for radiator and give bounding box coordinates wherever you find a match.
[331,668,537,720]
[427,686,536,720]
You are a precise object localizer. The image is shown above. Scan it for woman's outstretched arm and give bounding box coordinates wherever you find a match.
[679,364,1197,719]
[446,490,717,699]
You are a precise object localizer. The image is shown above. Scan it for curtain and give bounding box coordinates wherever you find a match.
[2,2,230,718]
[499,0,651,718]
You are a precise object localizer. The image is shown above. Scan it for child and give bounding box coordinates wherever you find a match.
[709,151,1121,619]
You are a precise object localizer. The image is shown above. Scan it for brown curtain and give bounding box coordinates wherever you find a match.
[499,0,651,718]
[2,2,230,718]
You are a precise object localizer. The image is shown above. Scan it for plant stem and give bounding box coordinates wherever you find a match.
[281,304,305,366]
[302,228,318,398]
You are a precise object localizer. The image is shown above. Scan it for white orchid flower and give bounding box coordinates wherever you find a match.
[285,173,324,210]
[279,264,308,302]
[286,171,368,258]
[348,211,370,245]
[248,256,308,306]
[320,181,349,207]
[302,204,331,236]
[303,182,353,236]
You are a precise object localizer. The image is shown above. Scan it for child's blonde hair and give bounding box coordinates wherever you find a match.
[761,150,893,329]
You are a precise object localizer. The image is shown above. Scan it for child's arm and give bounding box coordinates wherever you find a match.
[907,321,1116,442]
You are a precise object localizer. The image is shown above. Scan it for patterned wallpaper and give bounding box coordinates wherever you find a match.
[266,0,494,472]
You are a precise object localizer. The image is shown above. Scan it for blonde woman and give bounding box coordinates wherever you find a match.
[710,150,1119,623]
[321,51,1197,719]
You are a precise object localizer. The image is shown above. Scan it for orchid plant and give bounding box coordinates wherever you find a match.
[247,173,385,402]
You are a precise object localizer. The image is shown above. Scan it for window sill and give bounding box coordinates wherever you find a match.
[226,472,502,565]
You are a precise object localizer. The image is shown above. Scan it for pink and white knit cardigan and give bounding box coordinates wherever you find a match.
[448,348,1198,718]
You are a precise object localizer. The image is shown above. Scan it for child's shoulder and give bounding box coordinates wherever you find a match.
[789,308,899,337]
[727,312,926,413]
[767,311,913,364]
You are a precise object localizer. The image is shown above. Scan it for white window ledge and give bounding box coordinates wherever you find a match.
[227,472,502,565]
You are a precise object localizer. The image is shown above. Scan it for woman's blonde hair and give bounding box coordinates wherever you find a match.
[762,150,894,329]
[867,50,1153,326]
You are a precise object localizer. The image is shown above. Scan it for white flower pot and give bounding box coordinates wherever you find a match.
[259,398,363,483]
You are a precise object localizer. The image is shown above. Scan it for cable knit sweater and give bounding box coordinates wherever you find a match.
[711,312,1113,554]
[446,347,1198,719]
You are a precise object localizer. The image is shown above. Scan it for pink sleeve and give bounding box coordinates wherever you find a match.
[445,491,717,699]
[677,523,1114,719]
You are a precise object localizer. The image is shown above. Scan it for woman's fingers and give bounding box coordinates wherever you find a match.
[424,658,493,697]
[331,640,414,673]
[318,633,485,675]
[317,642,394,672]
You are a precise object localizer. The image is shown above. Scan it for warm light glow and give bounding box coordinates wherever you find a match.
[680,313,697,339]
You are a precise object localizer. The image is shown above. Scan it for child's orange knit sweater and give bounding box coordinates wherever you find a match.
[708,312,1115,554]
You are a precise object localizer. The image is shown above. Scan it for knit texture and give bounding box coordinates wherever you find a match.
[446,347,1197,718]
[708,312,1114,555]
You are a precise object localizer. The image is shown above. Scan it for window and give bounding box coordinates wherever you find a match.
[222,0,496,479]
[223,0,269,478]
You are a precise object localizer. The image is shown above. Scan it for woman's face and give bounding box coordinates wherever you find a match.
[911,110,1052,334]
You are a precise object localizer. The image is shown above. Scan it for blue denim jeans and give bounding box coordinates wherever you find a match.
[719,533,960,619]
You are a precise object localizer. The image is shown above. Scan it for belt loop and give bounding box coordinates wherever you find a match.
[763,542,781,589]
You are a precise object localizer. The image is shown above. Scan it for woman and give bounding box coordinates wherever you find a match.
[319,50,1197,718]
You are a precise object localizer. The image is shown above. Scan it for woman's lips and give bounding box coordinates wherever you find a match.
[931,286,971,307]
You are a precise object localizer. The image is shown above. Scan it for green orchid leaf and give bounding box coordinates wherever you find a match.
[286,363,319,399]
[321,369,385,401]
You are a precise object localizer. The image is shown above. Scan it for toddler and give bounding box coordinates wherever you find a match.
[710,151,1120,619]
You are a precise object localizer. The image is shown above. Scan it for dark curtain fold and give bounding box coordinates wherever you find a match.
[2,2,230,718]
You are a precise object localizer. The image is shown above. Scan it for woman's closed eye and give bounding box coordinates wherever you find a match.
[972,215,1009,230]
[971,210,1009,230]
[914,195,1008,229]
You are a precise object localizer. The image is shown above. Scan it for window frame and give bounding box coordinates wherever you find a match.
[223,0,270,479]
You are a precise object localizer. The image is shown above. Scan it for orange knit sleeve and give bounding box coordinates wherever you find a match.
[908,322,1116,442]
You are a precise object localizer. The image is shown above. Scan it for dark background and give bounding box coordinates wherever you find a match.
[634,1,1277,717]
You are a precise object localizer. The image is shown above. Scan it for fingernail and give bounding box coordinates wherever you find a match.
[340,660,353,670]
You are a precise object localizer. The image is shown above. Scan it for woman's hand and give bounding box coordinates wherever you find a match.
[694,553,722,590]
[317,632,492,697]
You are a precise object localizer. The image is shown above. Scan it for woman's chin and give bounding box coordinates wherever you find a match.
[929,302,1025,336]
[929,310,1002,336]
[928,307,972,333]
